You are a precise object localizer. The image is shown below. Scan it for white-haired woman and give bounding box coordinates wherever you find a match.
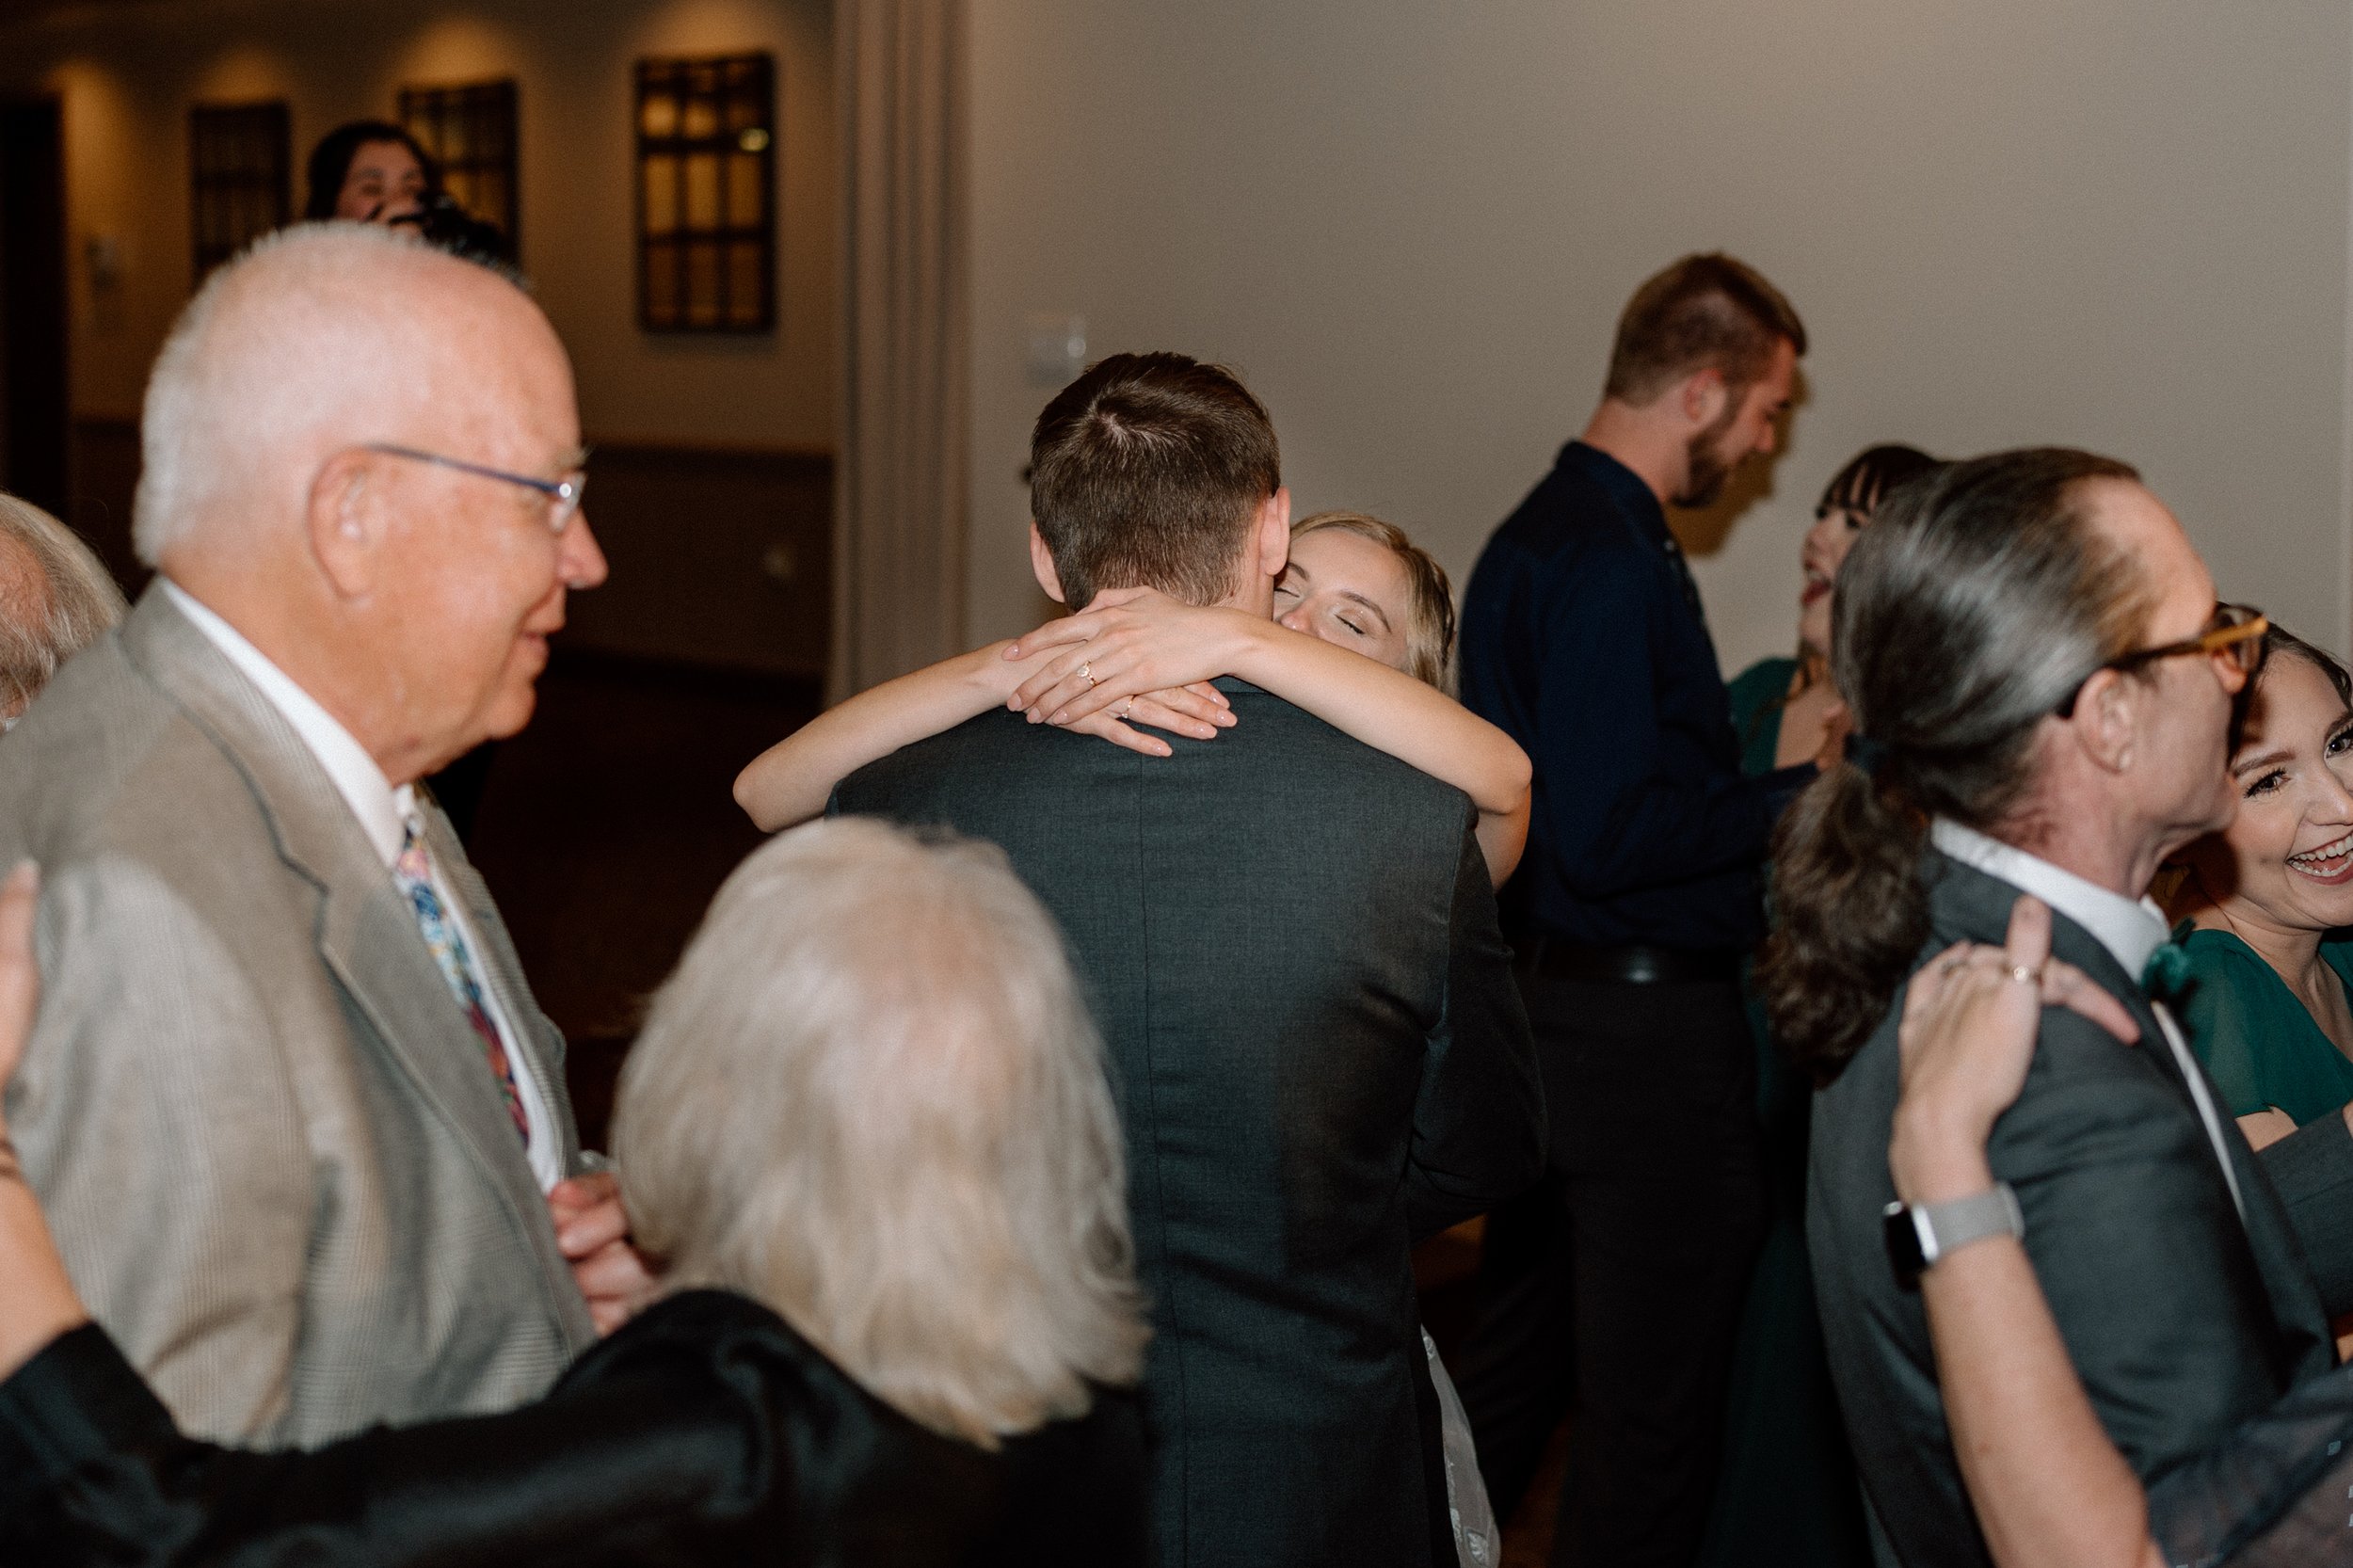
[0,822,1152,1565]
[0,491,126,727]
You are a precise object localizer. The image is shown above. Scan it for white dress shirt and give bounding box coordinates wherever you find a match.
[1930,817,2246,1223]
[162,580,563,1191]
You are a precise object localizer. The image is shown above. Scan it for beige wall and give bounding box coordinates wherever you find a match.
[1,0,834,449]
[968,1,2353,672]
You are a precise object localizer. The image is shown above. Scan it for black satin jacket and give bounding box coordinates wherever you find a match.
[0,1288,1151,1567]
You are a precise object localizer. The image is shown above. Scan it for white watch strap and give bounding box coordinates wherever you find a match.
[1913,1182,2025,1266]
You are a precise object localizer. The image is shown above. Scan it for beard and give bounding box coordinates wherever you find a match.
[1673,394,1747,508]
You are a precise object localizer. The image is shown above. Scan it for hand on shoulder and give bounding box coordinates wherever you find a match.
[1001,589,1245,758]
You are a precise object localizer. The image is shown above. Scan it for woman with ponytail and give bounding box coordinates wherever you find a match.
[1765,448,2353,1568]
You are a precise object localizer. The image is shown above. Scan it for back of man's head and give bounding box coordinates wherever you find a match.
[133,222,554,568]
[1603,252,1806,408]
[0,493,126,719]
[1029,352,1281,608]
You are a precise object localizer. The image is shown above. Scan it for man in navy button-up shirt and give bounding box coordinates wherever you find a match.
[1462,441,1819,949]
[1453,254,1828,1568]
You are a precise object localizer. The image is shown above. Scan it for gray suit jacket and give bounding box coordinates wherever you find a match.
[835,683,1544,1568]
[0,587,595,1447]
[1810,851,2343,1568]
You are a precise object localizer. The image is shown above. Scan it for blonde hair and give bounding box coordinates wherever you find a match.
[0,491,127,713]
[614,818,1148,1448]
[1289,510,1457,689]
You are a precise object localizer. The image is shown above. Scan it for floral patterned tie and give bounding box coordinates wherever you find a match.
[392,814,530,1144]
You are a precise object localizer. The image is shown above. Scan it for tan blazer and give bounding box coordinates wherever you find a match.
[0,586,597,1446]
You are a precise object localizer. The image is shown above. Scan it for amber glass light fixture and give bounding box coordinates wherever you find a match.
[634,51,776,332]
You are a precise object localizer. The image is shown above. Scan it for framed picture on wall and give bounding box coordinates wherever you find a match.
[397,78,520,262]
[189,101,290,280]
[634,51,776,332]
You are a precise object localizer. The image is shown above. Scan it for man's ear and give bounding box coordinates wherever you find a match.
[1028,521,1067,605]
[307,449,382,600]
[2068,668,2139,774]
[1679,365,1729,431]
[1254,487,1292,581]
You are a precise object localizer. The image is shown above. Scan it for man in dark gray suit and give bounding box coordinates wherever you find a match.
[1777,450,2353,1568]
[834,352,1543,1568]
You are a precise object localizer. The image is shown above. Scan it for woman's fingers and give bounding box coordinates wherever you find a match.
[1031,664,1129,726]
[2000,895,2054,976]
[1182,681,1231,710]
[1005,614,1103,662]
[1892,897,2145,1172]
[1035,648,1170,727]
[1997,899,2137,1043]
[0,862,40,1087]
[1125,695,1222,742]
[1902,940,1978,1025]
[1145,686,1238,729]
[1064,710,1175,758]
[1008,645,1097,712]
[2041,961,2141,1044]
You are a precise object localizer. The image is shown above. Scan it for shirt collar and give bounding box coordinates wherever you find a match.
[1929,817,2169,979]
[1563,440,1673,549]
[161,579,414,868]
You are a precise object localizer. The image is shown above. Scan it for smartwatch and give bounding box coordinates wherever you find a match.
[1883,1183,2024,1284]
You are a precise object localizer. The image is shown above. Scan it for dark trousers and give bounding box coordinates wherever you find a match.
[1453,968,1766,1568]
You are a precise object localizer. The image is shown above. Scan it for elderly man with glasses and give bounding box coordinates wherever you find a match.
[0,223,640,1446]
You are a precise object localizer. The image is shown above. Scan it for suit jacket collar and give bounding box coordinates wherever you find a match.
[118,586,588,1336]
[1925,848,2166,1064]
[1925,847,2285,1227]
[156,578,408,867]
[1929,818,2168,981]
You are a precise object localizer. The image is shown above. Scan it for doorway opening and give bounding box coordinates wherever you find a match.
[0,97,68,517]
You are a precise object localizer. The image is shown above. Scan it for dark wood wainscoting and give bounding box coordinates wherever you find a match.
[563,439,831,680]
[63,419,831,681]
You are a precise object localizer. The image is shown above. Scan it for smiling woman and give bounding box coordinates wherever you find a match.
[2169,626,2353,1148]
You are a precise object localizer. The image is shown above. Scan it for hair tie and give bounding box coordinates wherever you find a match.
[1844,732,1892,776]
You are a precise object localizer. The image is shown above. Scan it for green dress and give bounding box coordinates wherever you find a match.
[1693,658,1869,1568]
[1725,657,1800,781]
[2178,926,2353,1127]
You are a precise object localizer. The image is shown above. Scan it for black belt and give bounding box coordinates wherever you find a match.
[1513,938,1741,985]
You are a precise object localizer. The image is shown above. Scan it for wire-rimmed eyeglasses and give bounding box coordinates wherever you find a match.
[363,443,588,533]
[2054,601,2267,717]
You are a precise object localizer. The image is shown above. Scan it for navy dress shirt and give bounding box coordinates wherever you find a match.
[1459,440,1815,951]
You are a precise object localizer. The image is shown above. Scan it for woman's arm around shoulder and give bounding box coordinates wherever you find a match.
[733,640,1232,832]
[1005,591,1533,883]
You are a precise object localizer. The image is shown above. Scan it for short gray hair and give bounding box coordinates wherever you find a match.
[613,818,1148,1447]
[133,222,516,565]
[0,491,127,713]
